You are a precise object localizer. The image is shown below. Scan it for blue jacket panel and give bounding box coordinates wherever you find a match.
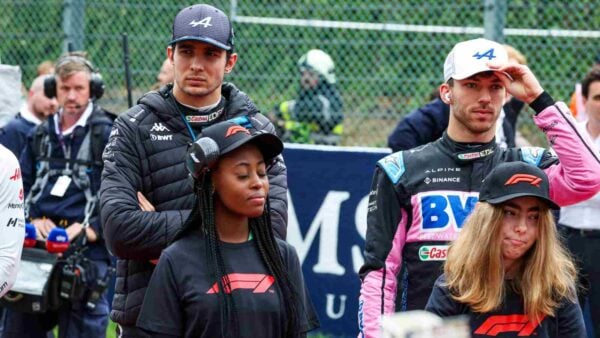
[388,98,449,152]
[0,113,37,158]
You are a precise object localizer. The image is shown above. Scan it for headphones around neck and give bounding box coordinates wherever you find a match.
[44,55,104,101]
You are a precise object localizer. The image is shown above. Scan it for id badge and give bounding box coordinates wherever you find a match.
[50,175,72,197]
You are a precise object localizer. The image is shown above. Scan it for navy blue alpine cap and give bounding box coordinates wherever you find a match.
[169,4,234,51]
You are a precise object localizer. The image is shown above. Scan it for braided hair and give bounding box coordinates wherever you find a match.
[176,172,300,337]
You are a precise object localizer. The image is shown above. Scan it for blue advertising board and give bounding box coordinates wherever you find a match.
[283,143,391,337]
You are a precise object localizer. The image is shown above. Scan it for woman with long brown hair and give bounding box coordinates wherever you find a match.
[426,161,585,337]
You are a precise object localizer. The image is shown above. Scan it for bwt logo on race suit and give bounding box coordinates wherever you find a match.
[418,245,449,261]
[418,191,479,231]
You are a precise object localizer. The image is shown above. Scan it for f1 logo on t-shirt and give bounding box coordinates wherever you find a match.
[206,273,275,294]
[418,191,478,230]
[474,314,544,336]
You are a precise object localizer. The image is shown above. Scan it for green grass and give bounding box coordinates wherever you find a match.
[53,320,117,337]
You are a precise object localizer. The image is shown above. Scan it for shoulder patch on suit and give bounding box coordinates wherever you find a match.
[519,146,545,166]
[377,151,405,184]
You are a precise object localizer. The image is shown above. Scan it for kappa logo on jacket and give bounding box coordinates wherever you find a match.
[150,122,170,133]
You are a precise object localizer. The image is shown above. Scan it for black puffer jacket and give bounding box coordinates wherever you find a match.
[99,83,288,326]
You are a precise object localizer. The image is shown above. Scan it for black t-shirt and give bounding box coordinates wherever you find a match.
[425,275,586,338]
[136,230,319,338]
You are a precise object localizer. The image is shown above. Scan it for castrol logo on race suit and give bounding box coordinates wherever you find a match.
[418,245,449,261]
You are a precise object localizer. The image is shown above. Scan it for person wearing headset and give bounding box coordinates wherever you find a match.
[1,52,114,338]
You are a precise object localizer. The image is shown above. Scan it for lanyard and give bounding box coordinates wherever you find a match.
[179,111,196,140]
[168,94,196,140]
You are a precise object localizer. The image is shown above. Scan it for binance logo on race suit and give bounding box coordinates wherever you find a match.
[418,245,448,261]
[206,273,275,294]
[418,191,478,230]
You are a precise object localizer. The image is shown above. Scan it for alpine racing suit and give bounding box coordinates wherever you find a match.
[358,94,600,337]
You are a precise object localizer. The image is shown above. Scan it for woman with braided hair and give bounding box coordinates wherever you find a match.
[136,120,319,338]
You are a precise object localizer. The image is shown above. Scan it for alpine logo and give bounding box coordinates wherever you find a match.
[472,48,497,61]
[418,245,448,261]
[474,314,544,336]
[150,123,170,132]
[206,273,275,294]
[190,17,212,28]
[504,174,542,187]
[9,168,21,181]
[225,125,250,137]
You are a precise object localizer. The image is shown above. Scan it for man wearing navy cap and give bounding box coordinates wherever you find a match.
[99,4,288,337]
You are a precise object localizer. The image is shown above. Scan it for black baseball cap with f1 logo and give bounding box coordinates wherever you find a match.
[478,161,559,210]
[169,4,234,51]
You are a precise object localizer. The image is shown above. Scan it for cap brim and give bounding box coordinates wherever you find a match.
[485,193,560,210]
[452,69,513,82]
[169,36,232,51]
[220,132,283,162]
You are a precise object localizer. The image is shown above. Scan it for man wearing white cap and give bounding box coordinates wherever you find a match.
[358,37,600,338]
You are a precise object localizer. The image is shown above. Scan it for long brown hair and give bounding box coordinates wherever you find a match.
[444,201,577,322]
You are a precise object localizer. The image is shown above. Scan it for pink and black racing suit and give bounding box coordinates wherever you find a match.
[358,93,600,337]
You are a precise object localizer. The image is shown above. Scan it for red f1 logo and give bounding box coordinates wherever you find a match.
[504,174,542,187]
[225,125,250,137]
[206,273,275,294]
[474,314,544,336]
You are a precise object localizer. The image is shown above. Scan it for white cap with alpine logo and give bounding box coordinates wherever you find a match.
[443,38,510,83]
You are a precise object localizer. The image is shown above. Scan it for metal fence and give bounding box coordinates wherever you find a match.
[1,0,599,147]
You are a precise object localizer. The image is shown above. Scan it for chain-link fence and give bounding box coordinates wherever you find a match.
[1,0,599,147]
